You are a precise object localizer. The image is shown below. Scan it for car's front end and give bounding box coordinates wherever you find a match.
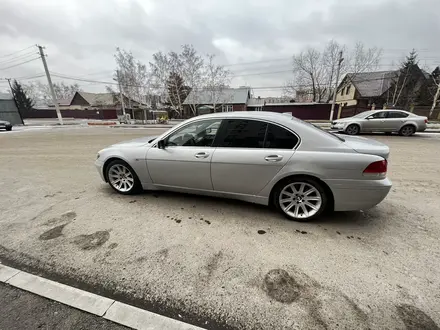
[0,120,12,131]
[331,119,352,132]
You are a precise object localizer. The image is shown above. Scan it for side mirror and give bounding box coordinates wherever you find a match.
[366,117,372,120]
[157,140,166,149]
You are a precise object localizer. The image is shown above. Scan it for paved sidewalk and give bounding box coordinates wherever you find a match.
[0,282,128,330]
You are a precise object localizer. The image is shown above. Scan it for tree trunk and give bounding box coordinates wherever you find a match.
[429,83,440,118]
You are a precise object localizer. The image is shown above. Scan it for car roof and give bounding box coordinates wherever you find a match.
[190,111,295,125]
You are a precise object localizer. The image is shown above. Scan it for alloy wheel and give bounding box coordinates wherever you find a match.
[346,124,359,135]
[278,182,322,219]
[400,126,415,136]
[108,164,135,192]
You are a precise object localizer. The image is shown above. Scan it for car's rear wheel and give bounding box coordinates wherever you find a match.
[106,160,141,195]
[273,177,327,222]
[345,124,360,135]
[399,125,415,136]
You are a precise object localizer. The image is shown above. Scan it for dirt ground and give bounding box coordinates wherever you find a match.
[0,127,439,329]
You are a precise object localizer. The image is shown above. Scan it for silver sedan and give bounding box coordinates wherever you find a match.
[96,112,392,221]
[331,109,427,136]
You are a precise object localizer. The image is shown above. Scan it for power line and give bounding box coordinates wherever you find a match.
[0,57,41,71]
[0,45,36,58]
[12,73,46,80]
[0,51,40,66]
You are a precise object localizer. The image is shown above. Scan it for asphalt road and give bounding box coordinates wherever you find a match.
[0,127,439,329]
[0,282,127,330]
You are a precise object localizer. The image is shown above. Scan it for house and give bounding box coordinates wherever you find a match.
[336,71,398,113]
[182,87,251,117]
[0,93,23,125]
[70,92,120,109]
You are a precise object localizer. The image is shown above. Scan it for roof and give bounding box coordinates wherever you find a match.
[344,71,398,98]
[0,93,13,100]
[77,92,115,106]
[183,87,250,105]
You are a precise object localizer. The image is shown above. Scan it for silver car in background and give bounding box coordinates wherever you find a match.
[331,109,427,136]
[96,112,392,222]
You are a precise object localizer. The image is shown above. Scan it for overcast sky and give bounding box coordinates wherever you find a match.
[0,0,439,96]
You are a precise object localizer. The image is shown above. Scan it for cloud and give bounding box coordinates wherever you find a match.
[0,0,438,96]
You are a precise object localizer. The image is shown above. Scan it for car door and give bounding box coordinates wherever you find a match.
[210,119,298,195]
[362,111,388,132]
[146,118,222,190]
[384,111,409,131]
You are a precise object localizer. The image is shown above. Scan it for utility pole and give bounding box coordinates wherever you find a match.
[116,70,126,115]
[329,50,344,121]
[6,78,25,125]
[37,45,63,125]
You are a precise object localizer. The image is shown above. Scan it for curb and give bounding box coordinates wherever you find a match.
[0,264,204,330]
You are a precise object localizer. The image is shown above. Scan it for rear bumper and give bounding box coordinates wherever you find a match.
[325,177,392,211]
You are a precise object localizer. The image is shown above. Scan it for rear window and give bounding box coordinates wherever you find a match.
[264,124,298,149]
[387,111,409,118]
[217,119,267,148]
[292,117,345,142]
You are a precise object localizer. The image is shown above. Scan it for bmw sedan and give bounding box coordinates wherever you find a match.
[331,109,427,136]
[96,112,392,221]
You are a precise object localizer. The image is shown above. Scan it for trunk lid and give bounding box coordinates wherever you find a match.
[343,136,390,159]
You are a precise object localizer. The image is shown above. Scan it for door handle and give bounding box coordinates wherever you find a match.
[264,155,283,162]
[195,152,209,158]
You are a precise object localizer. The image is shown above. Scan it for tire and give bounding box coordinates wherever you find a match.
[106,160,142,195]
[345,124,360,135]
[6,126,12,131]
[399,125,415,136]
[273,177,328,222]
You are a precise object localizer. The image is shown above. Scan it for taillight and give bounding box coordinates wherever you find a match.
[425,119,428,124]
[363,160,387,176]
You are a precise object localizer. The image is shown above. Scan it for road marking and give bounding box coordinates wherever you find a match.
[105,301,203,330]
[0,264,20,282]
[6,271,113,316]
[0,264,204,329]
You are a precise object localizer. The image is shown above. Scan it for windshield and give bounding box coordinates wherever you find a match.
[352,111,373,118]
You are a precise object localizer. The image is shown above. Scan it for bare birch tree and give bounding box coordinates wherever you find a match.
[429,67,440,117]
[285,41,382,102]
[112,48,151,108]
[204,54,231,112]
[179,45,204,116]
[23,81,81,102]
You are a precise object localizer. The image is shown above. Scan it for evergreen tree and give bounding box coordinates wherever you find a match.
[12,80,34,112]
[401,49,418,70]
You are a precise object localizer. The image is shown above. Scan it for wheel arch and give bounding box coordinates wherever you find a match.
[269,174,335,212]
[103,157,136,182]
[345,122,361,132]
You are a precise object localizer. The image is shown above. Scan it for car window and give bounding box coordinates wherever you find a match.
[368,111,387,119]
[387,111,409,118]
[264,124,298,149]
[217,119,267,148]
[166,119,222,147]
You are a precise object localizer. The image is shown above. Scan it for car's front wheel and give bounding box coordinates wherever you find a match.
[345,124,360,135]
[273,177,327,222]
[6,126,12,131]
[106,160,141,195]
